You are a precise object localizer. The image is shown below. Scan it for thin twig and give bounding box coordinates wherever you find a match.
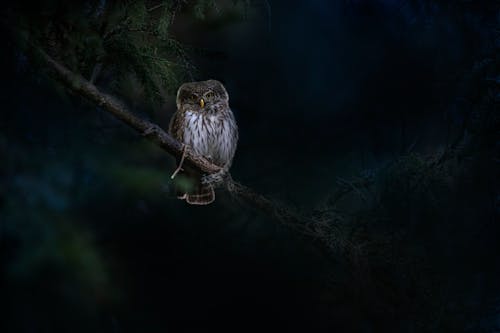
[147,3,165,12]
[171,144,186,179]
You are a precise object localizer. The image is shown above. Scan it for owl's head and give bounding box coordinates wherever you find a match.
[176,79,229,114]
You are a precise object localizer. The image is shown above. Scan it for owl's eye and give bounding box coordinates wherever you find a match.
[205,92,215,100]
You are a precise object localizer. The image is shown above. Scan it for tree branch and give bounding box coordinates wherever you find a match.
[36,47,342,254]
[39,48,220,175]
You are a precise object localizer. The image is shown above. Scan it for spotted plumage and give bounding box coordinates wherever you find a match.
[169,80,238,205]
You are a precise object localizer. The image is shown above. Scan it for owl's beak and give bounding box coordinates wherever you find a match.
[199,98,205,108]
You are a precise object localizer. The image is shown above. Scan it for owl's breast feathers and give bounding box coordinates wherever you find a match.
[169,109,238,167]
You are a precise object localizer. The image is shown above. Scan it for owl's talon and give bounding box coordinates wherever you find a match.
[171,144,187,179]
[201,169,227,187]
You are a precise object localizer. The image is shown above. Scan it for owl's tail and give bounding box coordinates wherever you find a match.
[185,184,215,205]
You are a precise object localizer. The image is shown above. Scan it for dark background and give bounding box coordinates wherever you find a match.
[1,0,499,332]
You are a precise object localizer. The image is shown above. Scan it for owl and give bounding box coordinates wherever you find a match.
[169,79,238,205]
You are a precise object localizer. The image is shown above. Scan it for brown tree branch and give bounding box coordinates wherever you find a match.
[35,47,342,253]
[39,48,221,175]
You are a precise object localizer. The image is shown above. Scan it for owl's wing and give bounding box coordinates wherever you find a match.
[225,110,239,168]
[168,111,184,141]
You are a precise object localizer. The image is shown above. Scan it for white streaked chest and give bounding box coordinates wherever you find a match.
[183,111,217,152]
[182,111,235,165]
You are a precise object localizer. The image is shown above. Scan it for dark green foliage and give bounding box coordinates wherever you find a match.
[8,0,248,109]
